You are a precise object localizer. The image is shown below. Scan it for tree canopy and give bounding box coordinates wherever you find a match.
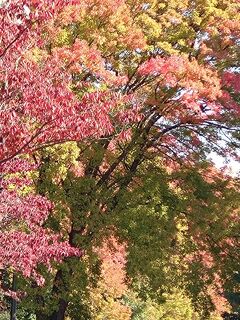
[0,0,239,319]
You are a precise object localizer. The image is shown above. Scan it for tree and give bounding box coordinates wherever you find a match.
[0,0,130,291]
[0,0,141,315]
[0,0,239,319]
[88,236,131,320]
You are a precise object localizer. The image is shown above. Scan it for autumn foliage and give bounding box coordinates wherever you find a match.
[0,0,239,319]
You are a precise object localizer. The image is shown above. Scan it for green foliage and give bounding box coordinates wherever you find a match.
[0,312,8,320]
[125,289,200,320]
[6,0,240,319]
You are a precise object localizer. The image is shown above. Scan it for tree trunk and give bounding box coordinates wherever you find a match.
[35,267,70,320]
[36,299,68,320]
[49,299,68,320]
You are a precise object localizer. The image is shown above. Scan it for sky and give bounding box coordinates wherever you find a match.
[210,152,240,177]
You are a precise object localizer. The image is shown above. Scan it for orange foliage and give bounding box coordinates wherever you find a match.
[89,236,131,320]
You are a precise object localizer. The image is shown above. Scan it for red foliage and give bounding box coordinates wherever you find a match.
[0,0,102,284]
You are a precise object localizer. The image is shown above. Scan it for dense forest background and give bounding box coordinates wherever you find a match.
[0,0,239,319]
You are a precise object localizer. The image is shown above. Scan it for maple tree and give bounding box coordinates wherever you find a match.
[0,0,240,319]
[0,0,131,283]
[88,237,131,320]
[0,0,82,287]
